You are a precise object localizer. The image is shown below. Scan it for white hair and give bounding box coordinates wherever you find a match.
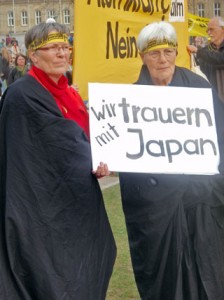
[137,21,178,53]
[213,17,224,28]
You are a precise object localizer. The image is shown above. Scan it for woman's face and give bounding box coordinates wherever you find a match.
[141,48,177,86]
[17,56,26,68]
[29,32,70,83]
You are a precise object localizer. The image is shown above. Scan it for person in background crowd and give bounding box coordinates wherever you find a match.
[0,53,5,97]
[7,53,28,85]
[187,17,224,102]
[10,40,20,64]
[0,78,2,98]
[20,42,27,55]
[119,21,224,300]
[68,33,74,46]
[1,47,11,78]
[5,34,12,46]
[64,53,79,91]
[0,51,2,75]
[65,52,73,85]
[0,47,11,93]
[0,21,116,300]
[193,36,207,48]
[0,39,5,50]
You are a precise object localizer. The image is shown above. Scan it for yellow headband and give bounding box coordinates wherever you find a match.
[29,33,69,50]
[142,38,177,54]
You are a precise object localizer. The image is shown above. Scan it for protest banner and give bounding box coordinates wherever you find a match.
[74,0,189,100]
[188,13,209,37]
[89,83,220,174]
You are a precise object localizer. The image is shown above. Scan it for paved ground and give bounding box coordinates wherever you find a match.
[98,175,120,190]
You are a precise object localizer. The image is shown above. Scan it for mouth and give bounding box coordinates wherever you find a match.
[55,62,67,67]
[158,67,169,71]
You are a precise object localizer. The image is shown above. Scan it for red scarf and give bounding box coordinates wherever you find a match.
[29,65,89,139]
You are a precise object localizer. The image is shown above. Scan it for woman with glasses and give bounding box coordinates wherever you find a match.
[0,22,116,300]
[119,21,224,300]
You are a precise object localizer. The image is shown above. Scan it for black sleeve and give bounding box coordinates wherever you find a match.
[197,47,224,67]
[211,89,224,174]
[7,68,16,86]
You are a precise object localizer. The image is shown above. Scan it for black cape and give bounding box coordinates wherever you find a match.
[119,66,224,300]
[0,75,116,300]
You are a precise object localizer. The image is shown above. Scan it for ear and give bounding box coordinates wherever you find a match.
[28,49,38,64]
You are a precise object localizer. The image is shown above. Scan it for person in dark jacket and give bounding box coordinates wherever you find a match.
[187,17,224,102]
[0,21,116,300]
[119,21,224,300]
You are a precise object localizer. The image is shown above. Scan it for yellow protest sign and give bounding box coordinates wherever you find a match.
[188,13,209,37]
[74,0,189,100]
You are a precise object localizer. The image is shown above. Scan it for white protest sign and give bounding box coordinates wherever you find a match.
[89,83,220,174]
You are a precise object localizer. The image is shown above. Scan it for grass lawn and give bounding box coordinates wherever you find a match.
[103,184,140,300]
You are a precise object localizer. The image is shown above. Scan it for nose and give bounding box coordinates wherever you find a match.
[158,51,167,62]
[57,47,64,52]
[56,47,67,55]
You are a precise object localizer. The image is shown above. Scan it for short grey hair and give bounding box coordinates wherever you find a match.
[137,21,178,54]
[25,22,70,50]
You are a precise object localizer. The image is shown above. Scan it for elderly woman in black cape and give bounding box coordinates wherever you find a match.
[119,21,224,300]
[0,21,116,300]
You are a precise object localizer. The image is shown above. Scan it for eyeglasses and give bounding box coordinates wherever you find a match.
[146,48,176,60]
[37,44,71,54]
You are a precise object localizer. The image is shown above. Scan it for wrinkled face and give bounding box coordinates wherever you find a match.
[29,32,70,83]
[207,19,224,47]
[141,48,177,86]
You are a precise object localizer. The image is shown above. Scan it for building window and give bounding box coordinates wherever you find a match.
[47,10,55,20]
[198,3,205,17]
[64,10,70,24]
[35,10,41,24]
[21,11,28,26]
[8,11,14,27]
[214,3,221,16]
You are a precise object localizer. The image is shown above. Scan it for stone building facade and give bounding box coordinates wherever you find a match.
[0,0,74,43]
[188,0,224,18]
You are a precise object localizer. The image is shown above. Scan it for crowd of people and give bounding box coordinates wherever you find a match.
[0,16,224,300]
[0,34,74,98]
[0,37,28,98]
